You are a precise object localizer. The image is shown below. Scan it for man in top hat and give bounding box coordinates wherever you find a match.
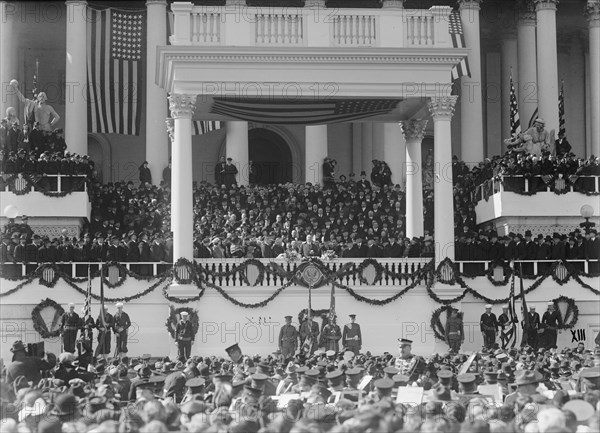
[94,306,114,357]
[176,312,194,361]
[445,308,464,354]
[342,314,362,355]
[59,303,81,353]
[357,171,371,191]
[113,302,131,357]
[480,305,498,350]
[278,315,298,360]
[522,305,541,350]
[224,157,238,189]
[6,340,56,385]
[394,339,423,382]
[541,301,562,350]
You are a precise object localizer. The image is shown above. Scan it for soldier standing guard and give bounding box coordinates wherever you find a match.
[176,311,193,361]
[94,306,114,357]
[60,303,80,353]
[342,314,362,355]
[445,309,464,354]
[320,316,342,352]
[278,316,298,360]
[480,305,498,350]
[113,302,131,357]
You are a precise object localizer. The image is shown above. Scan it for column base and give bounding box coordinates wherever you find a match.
[167,283,201,298]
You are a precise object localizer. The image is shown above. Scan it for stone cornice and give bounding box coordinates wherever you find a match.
[168,94,196,119]
[427,96,458,120]
[145,0,167,6]
[534,0,559,12]
[400,119,428,142]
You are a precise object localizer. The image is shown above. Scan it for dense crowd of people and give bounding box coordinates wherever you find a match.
[1,333,599,433]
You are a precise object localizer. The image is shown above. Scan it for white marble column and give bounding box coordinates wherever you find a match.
[361,123,373,175]
[372,123,385,162]
[146,0,169,184]
[226,121,249,186]
[567,35,585,156]
[401,120,427,239]
[428,97,458,264]
[383,122,405,187]
[305,124,328,185]
[0,1,17,118]
[352,123,362,176]
[64,1,88,155]
[458,0,484,165]
[168,94,195,263]
[535,0,560,133]
[587,0,600,156]
[517,0,538,128]
[501,26,518,151]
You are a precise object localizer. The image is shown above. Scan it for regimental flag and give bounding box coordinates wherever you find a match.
[528,107,539,128]
[83,264,92,320]
[509,73,521,137]
[506,273,518,348]
[87,7,146,135]
[193,120,224,136]
[210,98,400,125]
[558,80,566,140]
[449,10,471,81]
[328,284,336,324]
[519,263,530,347]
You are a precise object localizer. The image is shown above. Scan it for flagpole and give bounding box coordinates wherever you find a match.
[99,261,106,361]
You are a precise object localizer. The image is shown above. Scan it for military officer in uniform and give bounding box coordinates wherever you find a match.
[480,304,498,350]
[342,314,362,355]
[444,308,464,353]
[320,316,342,352]
[278,315,298,360]
[522,305,541,349]
[394,338,423,382]
[299,316,320,355]
[541,301,562,350]
[176,311,194,361]
[60,303,81,353]
[113,302,131,357]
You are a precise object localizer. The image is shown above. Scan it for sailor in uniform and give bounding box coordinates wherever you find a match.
[113,302,131,357]
[176,312,194,361]
[60,303,81,353]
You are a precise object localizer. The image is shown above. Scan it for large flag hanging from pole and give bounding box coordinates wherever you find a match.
[528,107,539,128]
[505,273,518,348]
[83,264,92,320]
[509,73,521,137]
[519,263,530,347]
[87,7,146,135]
[193,120,224,136]
[449,10,471,81]
[558,80,566,140]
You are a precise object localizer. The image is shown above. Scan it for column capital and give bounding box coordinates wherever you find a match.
[534,0,559,12]
[400,119,428,142]
[381,0,405,9]
[145,0,167,6]
[65,0,87,4]
[168,94,196,119]
[166,117,174,142]
[586,1,600,27]
[427,96,458,121]
[458,0,483,12]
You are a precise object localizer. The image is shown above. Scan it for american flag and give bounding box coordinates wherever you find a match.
[87,8,145,135]
[528,107,539,128]
[210,98,400,124]
[193,120,224,135]
[509,73,521,137]
[519,263,530,347]
[503,273,518,348]
[558,80,566,140]
[449,11,471,81]
[83,264,92,320]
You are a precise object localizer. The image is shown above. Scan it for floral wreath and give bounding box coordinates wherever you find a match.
[552,296,579,329]
[430,305,462,341]
[485,260,512,286]
[32,298,65,339]
[165,306,200,341]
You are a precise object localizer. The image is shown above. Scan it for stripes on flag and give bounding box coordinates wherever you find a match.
[528,107,539,129]
[210,98,400,125]
[558,80,566,140]
[193,120,224,135]
[509,73,521,137]
[519,264,530,347]
[506,273,518,348]
[87,7,146,136]
[449,10,471,81]
[83,264,92,320]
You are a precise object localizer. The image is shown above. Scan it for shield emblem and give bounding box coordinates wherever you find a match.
[302,264,323,287]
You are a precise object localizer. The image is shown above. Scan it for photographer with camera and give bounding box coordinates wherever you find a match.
[6,340,56,385]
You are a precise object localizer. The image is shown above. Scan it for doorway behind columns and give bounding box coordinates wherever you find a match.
[248,128,293,185]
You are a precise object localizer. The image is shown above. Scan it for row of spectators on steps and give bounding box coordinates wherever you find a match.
[2,223,598,264]
[1,117,67,157]
[454,229,600,262]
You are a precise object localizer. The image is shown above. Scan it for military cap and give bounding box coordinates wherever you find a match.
[398,338,412,347]
[213,374,233,384]
[305,368,320,380]
[383,366,400,378]
[374,378,394,394]
[311,383,332,401]
[457,373,477,386]
[391,374,410,387]
[437,370,454,383]
[148,375,166,384]
[242,385,262,400]
[325,370,344,387]
[296,366,309,376]
[345,368,362,378]
[250,373,268,388]
[185,377,206,389]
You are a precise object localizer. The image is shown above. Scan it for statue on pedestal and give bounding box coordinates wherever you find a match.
[9,79,60,132]
[504,118,555,156]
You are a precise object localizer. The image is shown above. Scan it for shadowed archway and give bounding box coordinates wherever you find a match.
[248,128,293,185]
